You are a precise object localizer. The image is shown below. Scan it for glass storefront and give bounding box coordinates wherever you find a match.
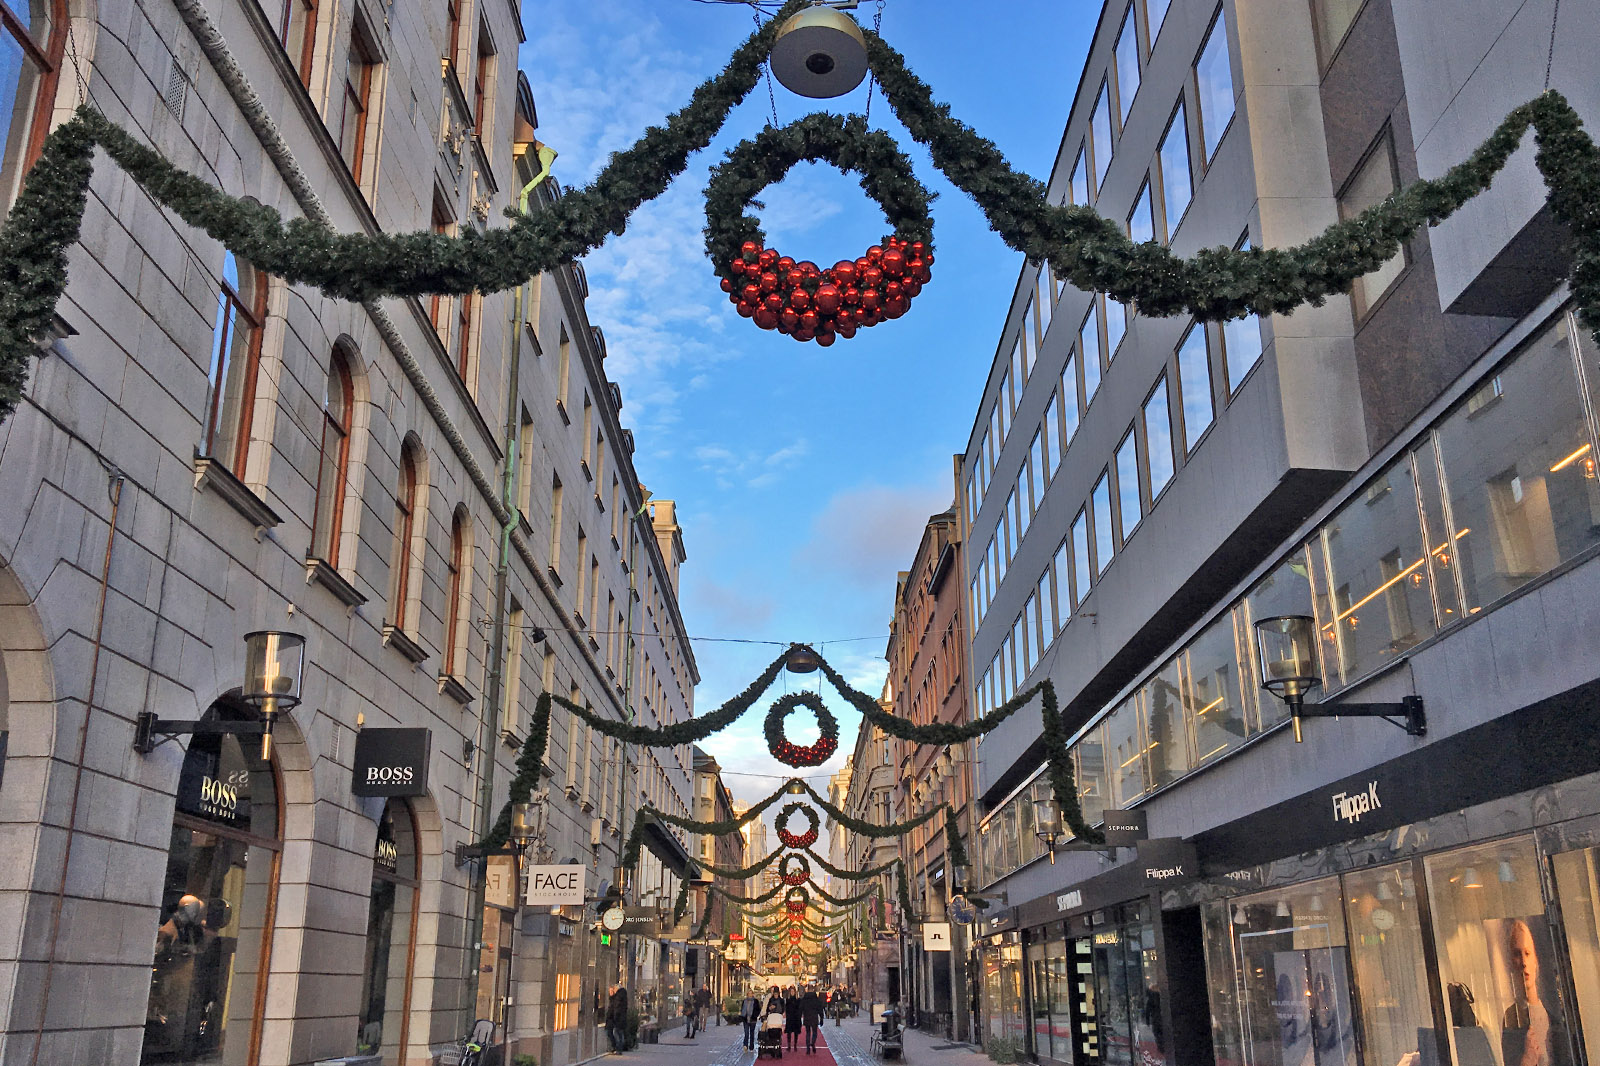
[1205,833,1600,1066]
[357,801,418,1061]
[985,933,1027,1048]
[143,708,279,1066]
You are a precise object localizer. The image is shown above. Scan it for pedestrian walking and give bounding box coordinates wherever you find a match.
[800,984,824,1053]
[605,984,629,1054]
[695,984,712,1032]
[682,993,697,1039]
[740,988,764,1050]
[784,987,802,1051]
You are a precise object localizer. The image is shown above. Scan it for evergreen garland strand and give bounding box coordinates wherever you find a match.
[804,847,899,882]
[1040,682,1103,845]
[813,648,1046,744]
[795,778,948,838]
[550,649,787,746]
[481,692,555,849]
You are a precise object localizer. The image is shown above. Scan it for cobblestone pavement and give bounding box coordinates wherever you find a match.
[820,1016,992,1066]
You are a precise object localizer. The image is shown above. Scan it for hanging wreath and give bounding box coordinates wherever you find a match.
[705,113,935,345]
[765,694,840,767]
[785,885,810,910]
[776,803,821,849]
[779,853,811,886]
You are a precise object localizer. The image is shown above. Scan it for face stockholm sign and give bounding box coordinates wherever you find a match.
[351,728,431,797]
[526,865,587,906]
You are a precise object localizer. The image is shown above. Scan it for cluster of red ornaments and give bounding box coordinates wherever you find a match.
[720,236,934,344]
[771,734,838,767]
[777,826,819,849]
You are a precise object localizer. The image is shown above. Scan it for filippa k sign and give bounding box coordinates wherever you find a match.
[526,865,587,906]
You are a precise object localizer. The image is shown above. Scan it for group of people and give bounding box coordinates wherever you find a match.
[739,984,847,1053]
[680,983,714,1038]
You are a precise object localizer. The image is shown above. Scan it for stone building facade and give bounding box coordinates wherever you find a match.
[0,1,698,1064]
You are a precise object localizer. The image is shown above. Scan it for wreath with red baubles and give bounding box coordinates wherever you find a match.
[705,113,934,346]
[765,693,840,768]
[779,853,811,886]
[776,802,821,849]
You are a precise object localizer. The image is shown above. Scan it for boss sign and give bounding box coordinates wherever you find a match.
[526,865,587,906]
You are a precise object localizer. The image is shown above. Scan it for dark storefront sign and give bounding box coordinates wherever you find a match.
[1102,808,1148,845]
[175,732,252,826]
[352,728,431,797]
[1193,676,1600,874]
[1014,838,1198,929]
[620,907,661,937]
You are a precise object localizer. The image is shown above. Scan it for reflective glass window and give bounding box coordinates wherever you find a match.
[1177,324,1215,451]
[1116,428,1142,542]
[1195,9,1235,162]
[1182,610,1250,764]
[1093,471,1115,574]
[1092,83,1113,189]
[1082,307,1103,401]
[1160,100,1192,234]
[1130,180,1156,244]
[1115,8,1140,124]
[1145,377,1175,499]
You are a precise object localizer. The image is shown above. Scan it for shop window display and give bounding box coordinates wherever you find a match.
[1092,903,1165,1066]
[1424,840,1570,1066]
[358,801,418,1061]
[1553,846,1600,1066]
[143,708,279,1066]
[1342,864,1431,1066]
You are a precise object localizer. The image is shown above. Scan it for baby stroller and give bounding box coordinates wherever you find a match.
[758,1010,786,1059]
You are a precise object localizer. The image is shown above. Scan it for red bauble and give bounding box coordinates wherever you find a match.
[862,265,883,288]
[760,271,778,293]
[835,308,855,327]
[910,241,925,257]
[861,289,881,311]
[737,301,756,318]
[914,264,933,284]
[885,280,904,299]
[833,260,857,286]
[885,296,909,319]
[759,248,777,267]
[838,322,857,339]
[799,309,819,332]
[762,293,781,314]
[903,279,922,298]
[843,286,861,306]
[798,260,819,277]
[867,245,884,261]
[740,240,759,259]
[741,283,761,303]
[814,284,842,315]
[816,330,836,347]
[784,268,804,289]
[719,277,733,293]
[794,328,814,342]
[779,309,800,331]
[777,256,795,273]
[754,309,778,330]
[882,249,906,276]
[789,288,811,312]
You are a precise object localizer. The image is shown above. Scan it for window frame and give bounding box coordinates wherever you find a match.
[1338,126,1409,321]
[444,512,469,677]
[339,21,378,185]
[1175,322,1217,455]
[1193,5,1237,168]
[388,444,420,628]
[1158,98,1194,239]
[310,348,354,566]
[1112,3,1142,127]
[202,251,268,477]
[1143,374,1176,502]
[1,0,69,200]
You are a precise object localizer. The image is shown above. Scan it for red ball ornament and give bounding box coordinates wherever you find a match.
[719,277,733,293]
[741,283,761,303]
[777,256,795,273]
[833,261,857,286]
[760,271,778,293]
[885,296,909,319]
[754,309,778,330]
[911,241,925,256]
[814,284,842,315]
[740,240,759,259]
[790,288,811,312]
[882,249,906,276]
[800,309,819,332]
[784,268,804,289]
[862,265,883,288]
[861,289,881,311]
[868,245,884,261]
[885,280,904,299]
[798,260,819,277]
[903,279,922,298]
[843,286,861,306]
[737,301,756,318]
[816,330,836,347]
[764,293,783,313]
[794,328,815,342]
[759,248,777,267]
[838,322,857,339]
[914,264,933,284]
[780,309,800,331]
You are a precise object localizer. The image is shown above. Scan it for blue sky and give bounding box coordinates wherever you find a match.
[517,2,1095,806]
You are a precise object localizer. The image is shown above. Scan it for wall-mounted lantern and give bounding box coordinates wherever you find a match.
[1253,615,1425,742]
[135,631,305,759]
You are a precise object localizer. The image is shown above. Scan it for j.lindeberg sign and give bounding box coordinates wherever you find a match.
[352,728,431,797]
[526,865,587,906]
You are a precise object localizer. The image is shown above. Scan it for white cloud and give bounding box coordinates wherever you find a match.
[795,481,952,585]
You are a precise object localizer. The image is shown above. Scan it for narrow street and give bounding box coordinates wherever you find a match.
[609,1015,990,1066]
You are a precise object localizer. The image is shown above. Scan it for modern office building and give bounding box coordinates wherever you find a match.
[959,0,1600,1064]
[0,2,700,1065]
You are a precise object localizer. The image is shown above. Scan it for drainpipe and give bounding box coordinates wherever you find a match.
[468,168,545,1023]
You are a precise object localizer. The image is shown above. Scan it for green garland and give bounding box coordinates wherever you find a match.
[803,847,899,883]
[775,802,821,848]
[708,880,788,906]
[481,693,554,848]
[897,861,917,923]
[550,648,787,746]
[808,879,885,908]
[795,779,947,839]
[778,853,811,885]
[1040,682,1102,845]
[764,692,841,767]
[703,112,935,280]
[684,843,788,882]
[621,788,786,869]
[814,648,1046,744]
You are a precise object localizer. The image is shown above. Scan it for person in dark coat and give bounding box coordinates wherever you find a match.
[800,985,825,1052]
[605,984,629,1053]
[784,988,803,1050]
[741,989,764,1050]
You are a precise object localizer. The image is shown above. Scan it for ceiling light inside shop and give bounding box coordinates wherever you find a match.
[1462,867,1483,889]
[1499,861,1517,883]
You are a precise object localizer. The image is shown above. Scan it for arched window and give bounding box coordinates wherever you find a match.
[202,251,267,476]
[274,0,317,86]
[358,800,419,1060]
[387,443,420,628]
[142,701,281,1065]
[0,0,65,205]
[311,348,353,565]
[444,511,468,676]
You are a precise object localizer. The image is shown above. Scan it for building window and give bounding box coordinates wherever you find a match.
[1114,6,1140,125]
[1106,298,1127,357]
[549,473,563,570]
[311,347,353,565]
[1092,470,1114,575]
[1311,0,1367,71]
[1176,324,1215,452]
[272,0,317,86]
[1340,130,1405,317]
[503,602,523,734]
[1071,144,1089,205]
[202,251,266,477]
[1147,0,1173,45]
[1037,263,1055,333]
[1,0,66,205]
[517,410,535,517]
[387,443,421,628]
[1060,354,1081,448]
[445,511,470,676]
[1081,305,1103,401]
[472,22,494,140]
[429,198,456,345]
[1159,99,1192,235]
[357,801,418,1059]
[1222,237,1265,393]
[1194,8,1235,163]
[1129,179,1156,244]
[456,292,477,387]
[557,325,571,407]
[143,705,280,1065]
[1143,376,1175,499]
[1051,539,1072,630]
[339,25,377,184]
[1030,430,1046,500]
[1115,428,1143,542]
[1091,82,1113,189]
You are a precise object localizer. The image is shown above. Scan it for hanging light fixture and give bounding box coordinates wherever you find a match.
[135,631,306,760]
[1462,868,1483,889]
[1498,860,1517,883]
[1232,905,1248,926]
[1276,900,1292,918]
[1376,881,1394,902]
[1032,797,1063,864]
[784,643,824,674]
[770,6,869,99]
